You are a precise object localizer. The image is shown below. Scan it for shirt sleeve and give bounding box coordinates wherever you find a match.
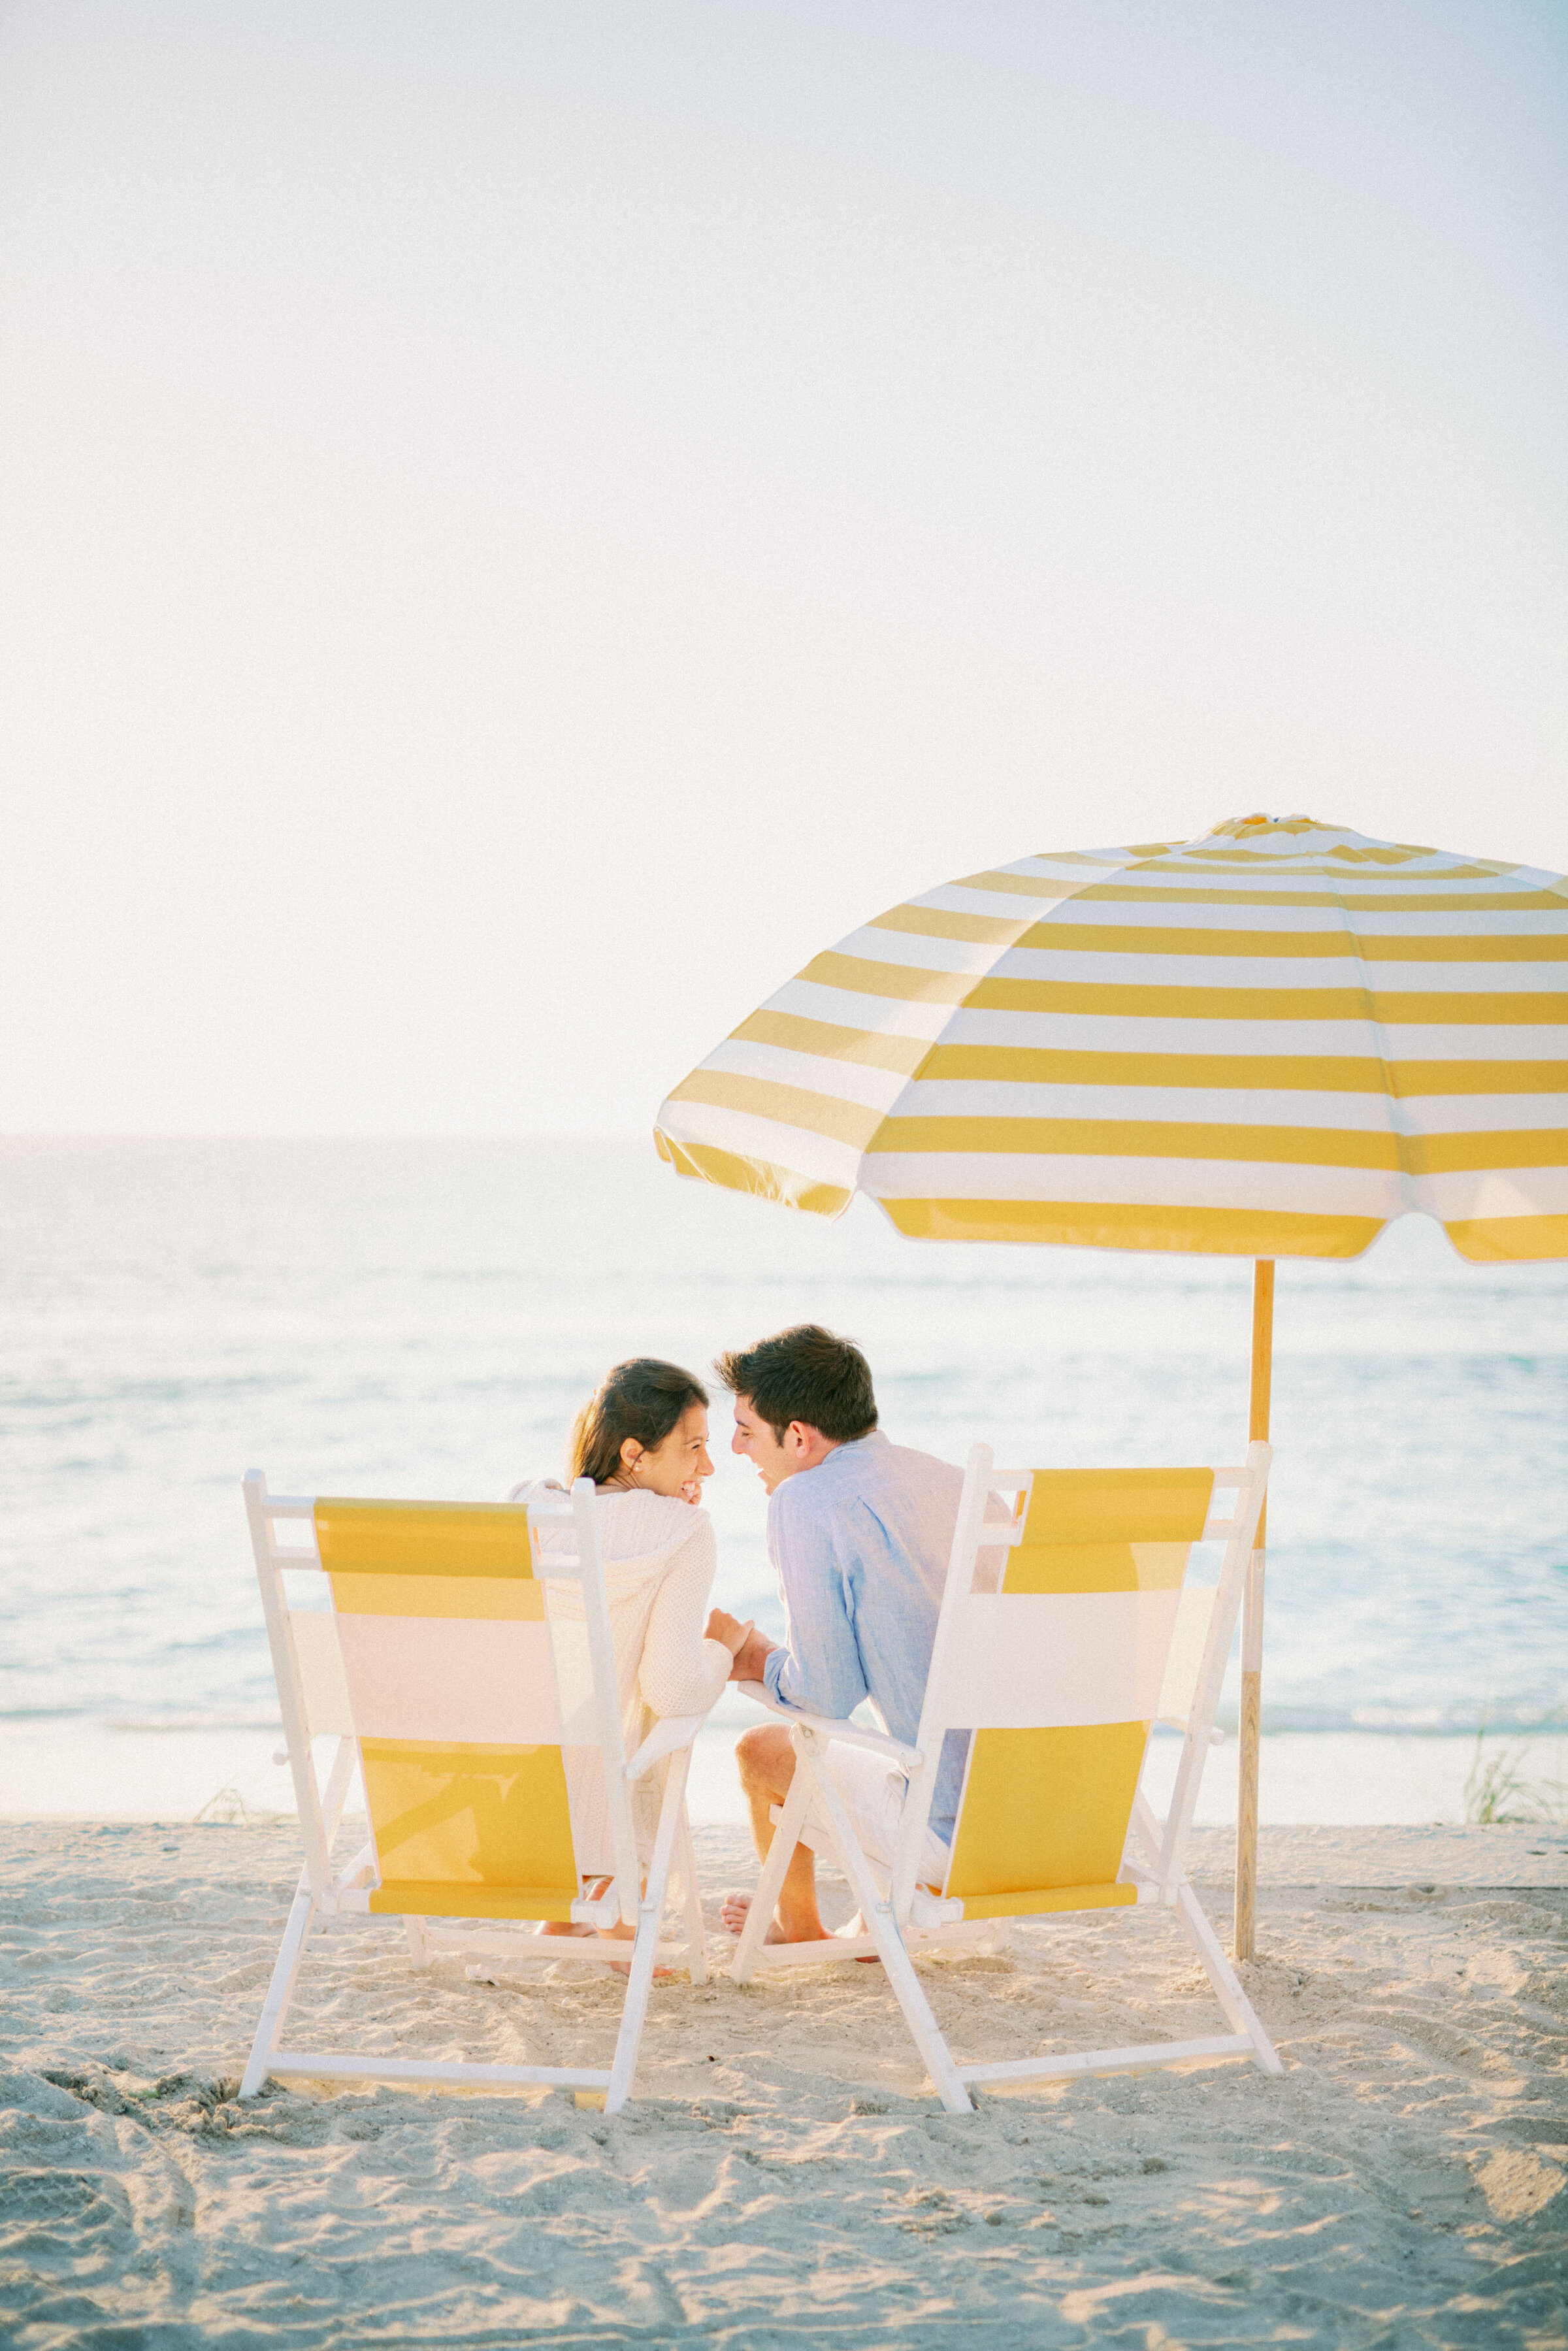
[761,1487,870,1720]
[636,1512,732,1719]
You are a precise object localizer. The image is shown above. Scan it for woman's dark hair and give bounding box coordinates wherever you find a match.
[712,1324,877,1444]
[568,1358,709,1487]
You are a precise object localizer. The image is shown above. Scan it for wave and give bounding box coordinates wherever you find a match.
[3,1706,1559,1742]
[1215,1703,1565,1737]
[0,1711,284,1735]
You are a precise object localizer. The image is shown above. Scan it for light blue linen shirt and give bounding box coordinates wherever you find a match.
[760,1429,969,1845]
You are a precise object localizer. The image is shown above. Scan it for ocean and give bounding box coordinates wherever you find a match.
[3,1137,1564,1828]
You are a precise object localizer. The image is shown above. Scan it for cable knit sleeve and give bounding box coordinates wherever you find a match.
[636,1511,732,1720]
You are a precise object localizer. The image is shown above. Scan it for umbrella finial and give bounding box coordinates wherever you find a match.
[1208,812,1278,839]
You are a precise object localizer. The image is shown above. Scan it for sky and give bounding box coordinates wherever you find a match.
[3,0,1565,1136]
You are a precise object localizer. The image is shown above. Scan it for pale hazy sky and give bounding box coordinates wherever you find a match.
[3,1,1564,1135]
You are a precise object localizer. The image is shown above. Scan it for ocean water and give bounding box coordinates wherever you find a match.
[2,1138,1565,1826]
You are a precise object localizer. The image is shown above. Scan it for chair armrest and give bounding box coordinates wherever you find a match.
[570,1887,623,1926]
[734,1681,922,1769]
[623,1714,709,1781]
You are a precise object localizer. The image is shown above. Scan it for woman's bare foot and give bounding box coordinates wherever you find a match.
[592,1915,677,1980]
[536,1875,613,1938]
[534,1877,675,1977]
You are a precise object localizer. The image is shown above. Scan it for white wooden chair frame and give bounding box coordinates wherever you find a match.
[732,1439,1281,2113]
[240,1471,711,2113]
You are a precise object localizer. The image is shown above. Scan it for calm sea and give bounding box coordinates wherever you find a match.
[2,1138,1564,1824]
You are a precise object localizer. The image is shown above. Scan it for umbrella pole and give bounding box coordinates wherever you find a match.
[1233,1258,1273,1962]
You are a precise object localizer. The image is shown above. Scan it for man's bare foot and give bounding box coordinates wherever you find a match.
[719,1889,877,1958]
[720,1887,818,1943]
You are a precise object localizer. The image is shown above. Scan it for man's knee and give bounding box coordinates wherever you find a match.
[735,1722,795,1794]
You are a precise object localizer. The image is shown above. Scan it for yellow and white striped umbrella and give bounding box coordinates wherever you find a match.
[655,814,1568,1263]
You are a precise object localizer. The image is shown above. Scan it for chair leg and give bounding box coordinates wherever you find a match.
[606,1749,689,2113]
[677,1809,707,1986]
[806,1754,973,2116]
[1128,1789,1164,1870]
[319,1736,359,1846]
[1175,1881,1282,2074]
[240,1881,316,2099]
[730,1755,814,1984]
[402,1916,428,1967]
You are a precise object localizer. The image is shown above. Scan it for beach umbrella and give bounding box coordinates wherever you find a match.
[654,814,1568,1954]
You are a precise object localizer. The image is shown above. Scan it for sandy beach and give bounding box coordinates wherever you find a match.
[3,1820,1565,2347]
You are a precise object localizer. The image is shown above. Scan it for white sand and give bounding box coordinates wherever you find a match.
[3,1820,1565,2347]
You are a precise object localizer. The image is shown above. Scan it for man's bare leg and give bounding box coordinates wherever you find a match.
[719,1723,836,1943]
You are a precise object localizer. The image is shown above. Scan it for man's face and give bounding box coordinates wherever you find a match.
[730,1396,796,1494]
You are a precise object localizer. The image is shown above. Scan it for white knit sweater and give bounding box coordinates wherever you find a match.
[507,1481,731,1869]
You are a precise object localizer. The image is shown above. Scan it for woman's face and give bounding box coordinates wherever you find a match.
[623,1403,713,1501]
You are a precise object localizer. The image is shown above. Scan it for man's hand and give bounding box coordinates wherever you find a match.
[727,1624,777,1685]
[704,1607,757,1660]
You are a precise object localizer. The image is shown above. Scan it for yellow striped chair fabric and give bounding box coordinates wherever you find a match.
[936,1468,1214,1920]
[316,1499,589,1922]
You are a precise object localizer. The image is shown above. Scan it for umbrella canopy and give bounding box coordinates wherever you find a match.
[655,814,1568,1262]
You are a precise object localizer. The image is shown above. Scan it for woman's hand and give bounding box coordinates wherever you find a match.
[704,1607,756,1660]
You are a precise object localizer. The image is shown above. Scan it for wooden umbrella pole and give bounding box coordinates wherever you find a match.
[1233,1258,1273,1962]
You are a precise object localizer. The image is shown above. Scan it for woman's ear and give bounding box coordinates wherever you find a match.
[619,1436,642,1474]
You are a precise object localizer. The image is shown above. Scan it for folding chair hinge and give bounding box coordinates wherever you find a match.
[910,1888,965,1930]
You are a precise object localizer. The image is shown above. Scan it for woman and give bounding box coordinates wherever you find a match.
[508,1358,750,1951]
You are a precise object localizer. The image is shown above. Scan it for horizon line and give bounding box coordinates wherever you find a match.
[0,1128,655,1144]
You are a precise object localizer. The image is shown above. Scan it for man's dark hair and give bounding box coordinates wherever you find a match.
[713,1324,877,1445]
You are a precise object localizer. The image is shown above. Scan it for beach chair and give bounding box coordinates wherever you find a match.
[732,1439,1280,2113]
[239,1471,711,2112]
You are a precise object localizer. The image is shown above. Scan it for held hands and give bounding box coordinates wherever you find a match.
[705,1607,778,1683]
[727,1624,778,1685]
[704,1607,754,1658]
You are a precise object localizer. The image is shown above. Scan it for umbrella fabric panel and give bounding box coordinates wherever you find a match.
[654,817,1568,1260]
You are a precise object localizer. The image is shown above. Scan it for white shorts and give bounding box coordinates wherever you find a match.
[795,1740,953,1891]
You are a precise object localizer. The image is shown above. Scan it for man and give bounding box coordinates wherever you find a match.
[705,1324,967,1947]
